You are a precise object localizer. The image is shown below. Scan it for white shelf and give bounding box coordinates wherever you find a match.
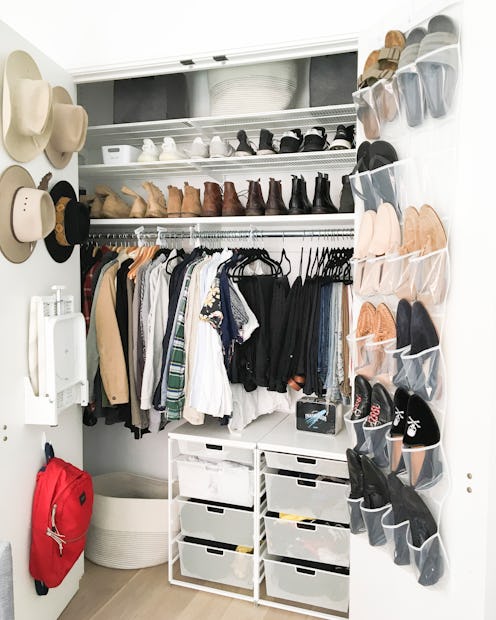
[89,213,355,234]
[258,414,350,461]
[84,104,356,149]
[79,149,357,180]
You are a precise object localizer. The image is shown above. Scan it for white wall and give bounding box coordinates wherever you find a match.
[0,22,83,620]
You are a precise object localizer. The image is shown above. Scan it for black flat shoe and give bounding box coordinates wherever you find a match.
[396,299,412,349]
[410,301,439,354]
[346,448,364,499]
[361,455,390,509]
[387,473,410,565]
[351,375,372,420]
[389,387,410,472]
[364,383,394,427]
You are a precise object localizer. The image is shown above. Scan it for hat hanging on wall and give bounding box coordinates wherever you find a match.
[0,166,56,264]
[2,50,53,162]
[45,86,88,169]
[44,178,90,263]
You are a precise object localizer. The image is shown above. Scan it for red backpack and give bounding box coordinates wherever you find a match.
[29,443,93,594]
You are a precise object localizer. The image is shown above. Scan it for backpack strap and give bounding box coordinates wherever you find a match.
[44,442,55,464]
[35,580,49,596]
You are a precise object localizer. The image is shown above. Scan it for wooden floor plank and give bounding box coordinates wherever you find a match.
[59,560,139,620]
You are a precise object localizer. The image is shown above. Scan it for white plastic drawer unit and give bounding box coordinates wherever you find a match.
[176,456,254,507]
[264,556,349,612]
[178,498,253,547]
[264,515,350,567]
[178,538,254,589]
[265,451,348,479]
[264,471,349,524]
[177,440,253,466]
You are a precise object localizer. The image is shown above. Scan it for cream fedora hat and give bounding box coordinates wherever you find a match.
[2,50,54,162]
[45,86,88,169]
[0,166,56,264]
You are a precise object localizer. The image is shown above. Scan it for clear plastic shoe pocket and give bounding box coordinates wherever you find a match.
[381,508,410,566]
[344,410,366,452]
[385,345,410,391]
[401,345,444,403]
[347,497,366,535]
[360,502,391,547]
[362,423,392,468]
[416,44,460,119]
[409,248,449,307]
[371,78,400,123]
[364,338,396,384]
[402,442,443,490]
[389,251,421,300]
[396,63,425,128]
[407,531,446,587]
[352,87,380,140]
[346,332,374,377]
[350,171,378,213]
[386,434,406,474]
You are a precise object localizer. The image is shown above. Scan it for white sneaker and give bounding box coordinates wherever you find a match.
[159,137,187,161]
[190,136,210,159]
[209,135,234,158]
[138,138,159,162]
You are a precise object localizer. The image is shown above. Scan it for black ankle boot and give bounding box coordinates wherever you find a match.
[257,129,276,155]
[323,173,338,213]
[339,175,355,213]
[300,175,312,214]
[288,175,305,215]
[312,173,336,214]
[235,129,255,156]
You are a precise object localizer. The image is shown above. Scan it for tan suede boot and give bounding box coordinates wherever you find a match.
[181,182,202,217]
[122,186,147,218]
[97,184,131,218]
[167,185,183,218]
[142,181,167,218]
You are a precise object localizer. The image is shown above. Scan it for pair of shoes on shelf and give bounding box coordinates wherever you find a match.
[167,182,202,218]
[89,182,167,218]
[201,181,251,217]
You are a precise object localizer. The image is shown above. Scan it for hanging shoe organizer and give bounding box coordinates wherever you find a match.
[25,286,88,426]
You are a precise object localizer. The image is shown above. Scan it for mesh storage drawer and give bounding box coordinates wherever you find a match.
[264,515,349,567]
[178,498,253,547]
[178,538,253,589]
[264,452,348,478]
[177,457,254,507]
[264,472,349,524]
[264,556,349,612]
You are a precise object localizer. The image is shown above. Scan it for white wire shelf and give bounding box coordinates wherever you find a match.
[88,213,355,235]
[79,149,357,180]
[84,104,356,149]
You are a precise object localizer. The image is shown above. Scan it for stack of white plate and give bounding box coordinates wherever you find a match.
[208,60,298,116]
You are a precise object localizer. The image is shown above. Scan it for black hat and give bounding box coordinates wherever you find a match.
[45,181,90,263]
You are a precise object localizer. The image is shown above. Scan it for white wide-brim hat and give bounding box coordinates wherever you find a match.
[0,166,55,264]
[2,50,54,162]
[45,86,88,169]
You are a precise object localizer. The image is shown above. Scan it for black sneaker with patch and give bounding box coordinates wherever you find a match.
[302,126,327,152]
[330,124,352,150]
[279,128,302,153]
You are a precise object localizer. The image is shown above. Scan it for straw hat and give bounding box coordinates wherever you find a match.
[0,166,55,264]
[45,87,88,169]
[2,50,53,162]
[45,181,90,263]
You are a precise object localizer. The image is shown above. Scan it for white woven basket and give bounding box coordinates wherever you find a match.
[85,472,169,569]
[208,60,298,116]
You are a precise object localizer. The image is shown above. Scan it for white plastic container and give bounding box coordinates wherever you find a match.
[102,144,141,164]
[264,472,349,524]
[178,537,254,589]
[177,456,254,507]
[85,472,168,569]
[264,556,349,612]
[178,498,253,547]
[264,515,350,567]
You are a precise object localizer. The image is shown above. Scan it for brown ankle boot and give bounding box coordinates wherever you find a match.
[245,179,266,216]
[167,185,183,218]
[265,178,288,216]
[202,182,222,217]
[142,181,167,218]
[181,182,202,217]
[222,181,245,216]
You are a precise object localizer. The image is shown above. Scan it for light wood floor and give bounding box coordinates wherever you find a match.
[59,560,312,620]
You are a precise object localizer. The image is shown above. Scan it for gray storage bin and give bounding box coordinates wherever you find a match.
[309,53,358,107]
[178,498,253,547]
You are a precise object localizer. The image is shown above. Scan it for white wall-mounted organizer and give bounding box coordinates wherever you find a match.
[25,286,88,426]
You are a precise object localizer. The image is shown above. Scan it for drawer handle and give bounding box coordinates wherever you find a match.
[296,567,316,576]
[205,443,223,451]
[206,548,224,556]
[207,506,224,514]
[296,522,316,531]
[297,479,317,488]
[296,457,316,465]
[108,147,120,153]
